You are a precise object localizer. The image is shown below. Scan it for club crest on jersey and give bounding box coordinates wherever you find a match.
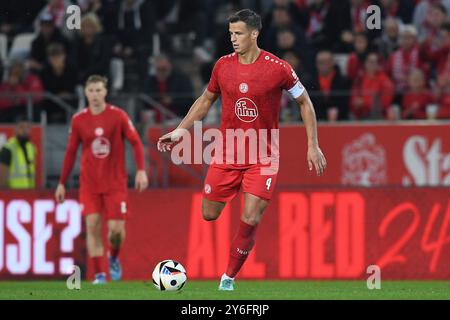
[235,97,258,122]
[91,137,111,158]
[239,82,248,93]
[95,127,104,136]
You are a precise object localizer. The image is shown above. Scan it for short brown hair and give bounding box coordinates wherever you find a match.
[228,9,262,31]
[85,75,108,88]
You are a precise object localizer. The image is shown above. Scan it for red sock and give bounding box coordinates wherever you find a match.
[226,220,258,278]
[92,256,104,275]
[110,247,120,260]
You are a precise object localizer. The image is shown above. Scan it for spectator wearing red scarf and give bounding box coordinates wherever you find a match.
[0,60,43,122]
[338,0,370,52]
[436,70,450,118]
[298,0,331,49]
[310,50,350,121]
[351,53,395,119]
[317,0,368,52]
[386,25,425,97]
[347,32,370,82]
[413,0,450,37]
[379,0,415,23]
[34,0,72,38]
[422,23,450,76]
[416,2,448,42]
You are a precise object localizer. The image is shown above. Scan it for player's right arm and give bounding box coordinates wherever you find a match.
[158,88,219,152]
[55,117,81,203]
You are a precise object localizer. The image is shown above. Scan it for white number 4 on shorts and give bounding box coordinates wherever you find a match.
[266,178,272,190]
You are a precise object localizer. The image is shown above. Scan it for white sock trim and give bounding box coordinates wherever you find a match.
[222,273,234,280]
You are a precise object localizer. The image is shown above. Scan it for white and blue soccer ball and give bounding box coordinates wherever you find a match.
[152,259,187,291]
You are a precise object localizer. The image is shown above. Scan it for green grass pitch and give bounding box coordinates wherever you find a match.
[0,280,449,300]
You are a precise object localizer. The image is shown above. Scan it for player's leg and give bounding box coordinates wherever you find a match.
[85,213,107,284]
[228,192,268,273]
[80,189,107,284]
[219,193,268,291]
[104,191,128,281]
[202,164,242,221]
[201,198,226,221]
[107,219,125,281]
[219,165,277,290]
[108,219,125,256]
[86,213,104,256]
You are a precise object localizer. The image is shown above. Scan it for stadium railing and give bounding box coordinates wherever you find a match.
[1,89,446,188]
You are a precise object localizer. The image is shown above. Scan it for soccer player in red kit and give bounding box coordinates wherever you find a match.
[158,9,326,290]
[55,75,148,284]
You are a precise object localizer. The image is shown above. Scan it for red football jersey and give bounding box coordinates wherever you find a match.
[59,104,145,193]
[207,50,304,165]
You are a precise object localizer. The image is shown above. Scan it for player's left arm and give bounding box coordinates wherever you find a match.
[295,90,327,176]
[121,113,148,191]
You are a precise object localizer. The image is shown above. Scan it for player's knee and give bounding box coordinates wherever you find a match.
[109,226,124,238]
[202,198,225,221]
[202,209,220,221]
[86,223,100,236]
[203,212,219,221]
[201,204,220,221]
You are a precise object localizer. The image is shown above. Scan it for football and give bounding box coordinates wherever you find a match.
[152,260,187,291]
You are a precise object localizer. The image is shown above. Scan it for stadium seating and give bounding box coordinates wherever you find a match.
[8,33,36,61]
[0,34,7,65]
[334,53,350,76]
[110,58,125,92]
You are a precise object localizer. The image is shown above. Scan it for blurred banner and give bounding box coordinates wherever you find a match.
[1,188,450,280]
[0,125,44,188]
[0,191,83,279]
[148,122,450,187]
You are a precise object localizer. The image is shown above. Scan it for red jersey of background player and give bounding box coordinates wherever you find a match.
[59,104,145,193]
[207,49,304,165]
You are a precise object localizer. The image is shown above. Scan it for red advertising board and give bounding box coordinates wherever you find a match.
[147,122,450,187]
[1,188,450,280]
[0,191,83,279]
[0,125,44,187]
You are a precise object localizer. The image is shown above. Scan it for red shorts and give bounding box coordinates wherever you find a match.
[202,163,278,202]
[79,189,129,220]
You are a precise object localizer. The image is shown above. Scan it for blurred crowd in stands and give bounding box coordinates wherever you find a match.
[0,0,449,124]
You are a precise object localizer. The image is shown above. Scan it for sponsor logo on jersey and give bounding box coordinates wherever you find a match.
[95,127,104,136]
[91,137,111,158]
[204,184,211,194]
[239,82,249,93]
[235,97,258,122]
